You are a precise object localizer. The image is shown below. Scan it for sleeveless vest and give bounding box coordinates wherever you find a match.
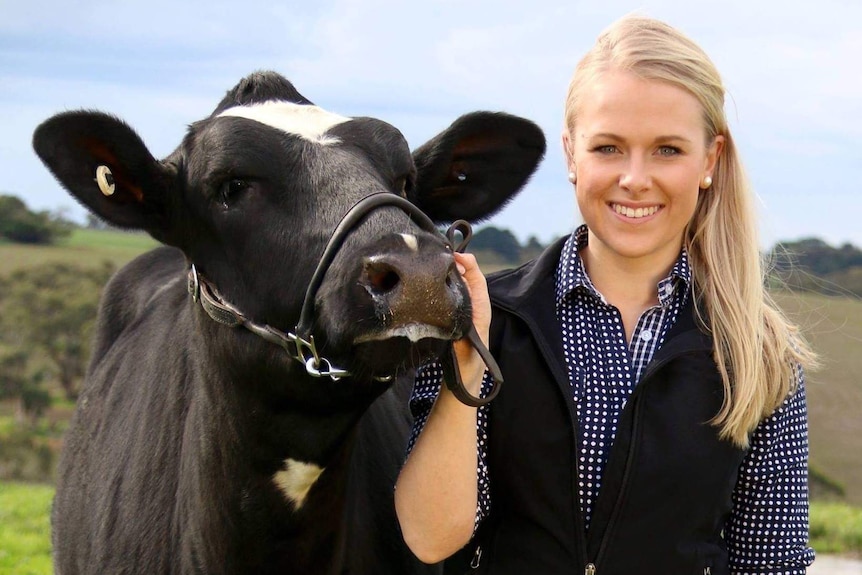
[446,239,748,575]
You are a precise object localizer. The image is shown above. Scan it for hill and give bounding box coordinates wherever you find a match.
[775,291,862,504]
[0,228,160,273]
[1,230,861,504]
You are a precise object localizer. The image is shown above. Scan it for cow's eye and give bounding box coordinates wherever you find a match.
[220,178,251,206]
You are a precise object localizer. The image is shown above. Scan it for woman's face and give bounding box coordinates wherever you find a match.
[564,69,723,271]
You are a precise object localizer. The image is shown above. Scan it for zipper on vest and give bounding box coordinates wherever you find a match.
[589,392,644,570]
[499,303,592,567]
[585,563,596,575]
[470,545,483,569]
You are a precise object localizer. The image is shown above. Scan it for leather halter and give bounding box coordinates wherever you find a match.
[187,192,502,407]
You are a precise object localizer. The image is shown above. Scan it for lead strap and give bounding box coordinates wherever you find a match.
[439,220,504,407]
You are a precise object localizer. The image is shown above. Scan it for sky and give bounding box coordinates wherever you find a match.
[1,0,860,248]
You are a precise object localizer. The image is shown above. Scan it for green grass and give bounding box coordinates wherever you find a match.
[0,482,53,575]
[0,228,159,274]
[0,482,858,574]
[811,501,862,556]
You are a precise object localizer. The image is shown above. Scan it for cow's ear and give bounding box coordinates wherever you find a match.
[411,112,545,223]
[33,111,175,240]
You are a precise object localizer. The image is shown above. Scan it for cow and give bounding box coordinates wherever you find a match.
[33,71,545,575]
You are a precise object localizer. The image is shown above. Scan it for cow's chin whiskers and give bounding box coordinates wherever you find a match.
[352,323,455,345]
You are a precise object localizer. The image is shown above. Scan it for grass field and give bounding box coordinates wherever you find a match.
[774,291,862,505]
[0,480,858,574]
[0,483,52,575]
[0,228,160,273]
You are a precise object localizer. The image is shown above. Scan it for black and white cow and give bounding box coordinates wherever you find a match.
[33,71,544,574]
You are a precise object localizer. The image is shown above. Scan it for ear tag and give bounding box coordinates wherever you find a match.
[95,165,116,196]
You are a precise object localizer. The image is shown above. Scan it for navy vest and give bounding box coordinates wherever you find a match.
[446,239,748,575]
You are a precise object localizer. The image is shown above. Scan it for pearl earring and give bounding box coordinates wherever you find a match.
[701,175,713,189]
[568,171,577,184]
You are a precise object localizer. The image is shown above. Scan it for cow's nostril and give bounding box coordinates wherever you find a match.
[365,262,401,295]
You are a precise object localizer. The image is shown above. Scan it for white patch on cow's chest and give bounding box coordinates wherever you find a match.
[399,233,419,252]
[273,458,325,509]
[218,101,350,145]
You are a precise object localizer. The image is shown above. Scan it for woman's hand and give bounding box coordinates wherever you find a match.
[453,252,491,391]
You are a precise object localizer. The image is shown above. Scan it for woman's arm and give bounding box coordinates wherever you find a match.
[395,252,490,564]
[724,367,815,574]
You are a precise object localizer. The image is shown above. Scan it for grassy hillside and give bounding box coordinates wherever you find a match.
[1,233,861,504]
[0,228,160,274]
[775,291,862,504]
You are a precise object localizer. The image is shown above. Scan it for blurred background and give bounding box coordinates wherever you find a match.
[1,0,860,572]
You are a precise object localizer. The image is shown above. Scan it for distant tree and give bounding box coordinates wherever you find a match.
[471,226,522,263]
[0,347,50,426]
[0,261,115,400]
[521,235,547,260]
[0,193,73,244]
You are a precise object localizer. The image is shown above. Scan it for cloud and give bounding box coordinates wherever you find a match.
[2,0,861,247]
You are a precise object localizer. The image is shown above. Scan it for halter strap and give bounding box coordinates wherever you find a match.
[187,192,502,406]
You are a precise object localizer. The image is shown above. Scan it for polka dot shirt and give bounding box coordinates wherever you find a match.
[407,225,814,573]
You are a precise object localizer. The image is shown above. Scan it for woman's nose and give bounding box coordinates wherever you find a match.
[619,158,651,193]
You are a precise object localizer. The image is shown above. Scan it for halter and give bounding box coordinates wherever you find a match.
[187,192,502,407]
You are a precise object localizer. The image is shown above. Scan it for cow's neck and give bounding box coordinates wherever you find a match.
[175,314,385,573]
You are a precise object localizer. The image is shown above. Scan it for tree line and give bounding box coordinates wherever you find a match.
[768,238,862,297]
[472,226,862,299]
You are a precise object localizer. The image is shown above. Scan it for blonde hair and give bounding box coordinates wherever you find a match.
[564,16,816,447]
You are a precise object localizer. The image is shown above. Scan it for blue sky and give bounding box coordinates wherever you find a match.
[2,0,860,247]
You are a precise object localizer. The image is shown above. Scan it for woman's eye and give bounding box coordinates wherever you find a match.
[593,145,617,154]
[658,146,681,157]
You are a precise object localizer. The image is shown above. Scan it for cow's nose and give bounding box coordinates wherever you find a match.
[360,251,462,327]
[361,254,457,296]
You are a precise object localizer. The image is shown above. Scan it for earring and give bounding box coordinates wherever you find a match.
[568,171,577,184]
[701,175,713,189]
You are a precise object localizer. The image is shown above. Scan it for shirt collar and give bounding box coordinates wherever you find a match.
[555,224,692,309]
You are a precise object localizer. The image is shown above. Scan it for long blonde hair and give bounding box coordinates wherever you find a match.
[564,16,816,447]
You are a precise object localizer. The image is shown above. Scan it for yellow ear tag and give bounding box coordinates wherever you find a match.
[95,165,116,196]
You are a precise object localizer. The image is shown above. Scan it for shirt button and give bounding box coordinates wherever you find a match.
[640,329,653,342]
[663,284,674,295]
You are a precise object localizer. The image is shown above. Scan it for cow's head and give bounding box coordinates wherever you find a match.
[33,71,544,385]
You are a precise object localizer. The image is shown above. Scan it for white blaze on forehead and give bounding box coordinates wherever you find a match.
[399,233,419,252]
[218,101,350,145]
[273,458,325,509]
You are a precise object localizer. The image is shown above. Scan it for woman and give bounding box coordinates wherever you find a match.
[395,15,816,575]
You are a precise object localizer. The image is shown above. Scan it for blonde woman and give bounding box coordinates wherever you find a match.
[395,15,816,575]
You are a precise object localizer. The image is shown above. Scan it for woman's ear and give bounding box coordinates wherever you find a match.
[704,134,725,177]
[561,130,576,173]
